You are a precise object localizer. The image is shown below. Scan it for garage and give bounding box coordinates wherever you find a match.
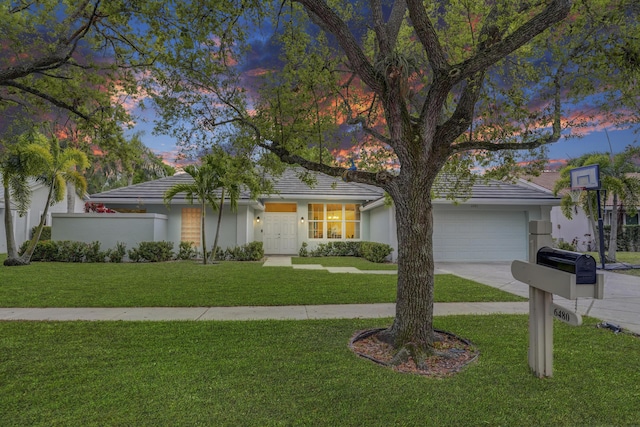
[433,208,528,261]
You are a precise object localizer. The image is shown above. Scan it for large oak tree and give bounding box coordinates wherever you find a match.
[144,0,639,365]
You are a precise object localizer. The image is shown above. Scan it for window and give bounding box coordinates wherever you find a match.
[308,204,324,239]
[181,208,201,246]
[626,213,639,226]
[265,202,297,212]
[344,204,361,239]
[307,203,360,239]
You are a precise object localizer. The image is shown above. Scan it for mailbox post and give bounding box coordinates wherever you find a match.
[511,220,604,378]
[528,221,553,377]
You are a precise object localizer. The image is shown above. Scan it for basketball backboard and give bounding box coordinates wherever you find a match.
[569,164,600,190]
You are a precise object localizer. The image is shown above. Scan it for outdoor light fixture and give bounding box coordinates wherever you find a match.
[256,216,260,223]
[300,217,305,223]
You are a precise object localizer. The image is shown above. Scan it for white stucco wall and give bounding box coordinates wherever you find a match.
[0,182,84,254]
[551,206,594,251]
[52,213,168,251]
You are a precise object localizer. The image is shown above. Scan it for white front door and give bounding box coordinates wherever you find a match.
[263,213,298,254]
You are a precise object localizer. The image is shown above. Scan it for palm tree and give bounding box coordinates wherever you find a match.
[163,163,220,265]
[554,146,640,263]
[16,135,89,265]
[2,131,54,265]
[204,148,263,262]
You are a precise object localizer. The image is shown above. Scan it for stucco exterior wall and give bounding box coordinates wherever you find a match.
[51,213,168,251]
[0,183,84,254]
[550,206,593,251]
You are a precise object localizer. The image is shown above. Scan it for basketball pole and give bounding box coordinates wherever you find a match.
[596,189,606,270]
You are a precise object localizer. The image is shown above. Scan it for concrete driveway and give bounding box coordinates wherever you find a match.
[436,262,640,335]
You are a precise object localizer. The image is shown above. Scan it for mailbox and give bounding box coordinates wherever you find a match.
[536,247,596,284]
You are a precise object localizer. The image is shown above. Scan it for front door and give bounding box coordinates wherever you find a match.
[263,213,298,254]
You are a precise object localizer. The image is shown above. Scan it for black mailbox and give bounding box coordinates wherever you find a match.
[536,247,597,284]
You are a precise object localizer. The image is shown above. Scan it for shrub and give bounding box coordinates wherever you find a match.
[603,225,640,252]
[177,241,198,260]
[128,241,174,262]
[57,241,87,262]
[309,241,361,257]
[84,241,108,263]
[106,242,127,263]
[223,241,264,261]
[554,240,576,251]
[299,242,309,257]
[30,226,52,241]
[360,241,393,263]
[20,240,59,262]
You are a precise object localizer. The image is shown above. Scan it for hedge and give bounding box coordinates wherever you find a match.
[603,225,640,252]
[304,241,393,263]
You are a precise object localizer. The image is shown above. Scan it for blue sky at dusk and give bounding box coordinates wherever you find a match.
[132,121,639,170]
[123,5,640,171]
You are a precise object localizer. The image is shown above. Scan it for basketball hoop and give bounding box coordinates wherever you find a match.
[569,187,585,204]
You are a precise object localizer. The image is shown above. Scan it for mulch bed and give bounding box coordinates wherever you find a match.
[349,328,479,378]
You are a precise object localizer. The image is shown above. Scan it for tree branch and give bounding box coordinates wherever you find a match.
[296,0,384,94]
[455,0,572,83]
[260,139,395,188]
[1,80,91,121]
[405,0,449,73]
[347,116,393,146]
[451,50,564,154]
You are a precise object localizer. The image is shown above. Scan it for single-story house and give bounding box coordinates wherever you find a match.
[0,177,85,254]
[52,168,559,261]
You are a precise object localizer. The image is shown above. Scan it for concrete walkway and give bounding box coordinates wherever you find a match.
[2,257,638,334]
[0,302,529,322]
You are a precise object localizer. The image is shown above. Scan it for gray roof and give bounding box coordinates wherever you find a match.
[88,167,558,205]
[88,173,231,204]
[434,175,559,202]
[261,168,384,200]
[88,168,384,204]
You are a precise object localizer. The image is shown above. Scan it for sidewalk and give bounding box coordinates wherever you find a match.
[0,302,529,322]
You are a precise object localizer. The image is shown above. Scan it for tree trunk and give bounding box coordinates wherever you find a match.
[607,193,618,262]
[19,180,55,264]
[3,180,27,266]
[66,182,76,212]
[210,188,225,263]
[201,200,207,265]
[377,171,437,366]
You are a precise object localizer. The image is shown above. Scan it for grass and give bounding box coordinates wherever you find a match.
[292,256,398,270]
[588,251,640,277]
[1,316,639,426]
[0,260,524,307]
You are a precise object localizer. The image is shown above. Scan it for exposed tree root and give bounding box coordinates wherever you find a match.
[3,258,30,267]
[350,328,479,377]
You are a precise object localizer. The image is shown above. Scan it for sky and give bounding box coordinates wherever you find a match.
[120,4,640,172]
[132,118,639,170]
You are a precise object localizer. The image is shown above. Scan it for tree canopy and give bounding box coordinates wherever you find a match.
[140,0,640,365]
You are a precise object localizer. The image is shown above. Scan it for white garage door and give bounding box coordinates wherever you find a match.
[433,210,527,261]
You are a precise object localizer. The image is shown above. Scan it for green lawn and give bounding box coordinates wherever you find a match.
[0,260,523,307]
[292,256,398,270]
[1,316,639,426]
[588,251,640,277]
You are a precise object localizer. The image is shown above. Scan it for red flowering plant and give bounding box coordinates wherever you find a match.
[84,202,117,213]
